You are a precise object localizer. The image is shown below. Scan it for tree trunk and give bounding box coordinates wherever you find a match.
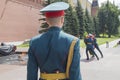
[108,34,111,38]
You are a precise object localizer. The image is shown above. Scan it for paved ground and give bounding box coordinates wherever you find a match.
[0,65,26,80]
[0,54,27,80]
[0,38,120,80]
[81,45,120,80]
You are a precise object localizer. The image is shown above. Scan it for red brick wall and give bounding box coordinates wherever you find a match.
[0,0,43,42]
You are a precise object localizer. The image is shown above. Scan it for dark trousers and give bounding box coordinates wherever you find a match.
[86,47,99,60]
[95,45,103,58]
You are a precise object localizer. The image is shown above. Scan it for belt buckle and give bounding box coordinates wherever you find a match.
[56,70,59,80]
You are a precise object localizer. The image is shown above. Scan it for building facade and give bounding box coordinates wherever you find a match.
[79,0,92,15]
[0,0,44,42]
[71,0,92,15]
[72,0,99,16]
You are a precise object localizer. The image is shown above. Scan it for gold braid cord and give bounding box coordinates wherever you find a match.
[66,39,77,78]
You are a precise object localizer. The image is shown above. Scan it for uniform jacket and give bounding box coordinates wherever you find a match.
[93,38,98,47]
[84,37,94,49]
[27,26,82,80]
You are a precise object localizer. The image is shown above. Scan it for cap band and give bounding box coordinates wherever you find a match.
[45,10,65,18]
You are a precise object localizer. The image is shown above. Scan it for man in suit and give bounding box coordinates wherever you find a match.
[27,2,82,80]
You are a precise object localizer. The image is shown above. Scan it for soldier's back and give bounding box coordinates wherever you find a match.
[30,27,77,73]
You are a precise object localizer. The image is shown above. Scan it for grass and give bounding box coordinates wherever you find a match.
[17,42,29,47]
[80,37,119,48]
[18,43,29,47]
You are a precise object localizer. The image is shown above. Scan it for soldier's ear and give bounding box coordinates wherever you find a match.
[46,18,50,25]
[61,16,64,23]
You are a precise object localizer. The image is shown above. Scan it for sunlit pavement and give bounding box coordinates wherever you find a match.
[0,64,26,80]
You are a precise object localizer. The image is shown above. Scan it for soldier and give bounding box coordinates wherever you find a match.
[27,2,82,80]
[84,34,99,60]
[92,34,103,58]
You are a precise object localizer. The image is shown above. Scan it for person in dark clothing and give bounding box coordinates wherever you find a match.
[84,35,99,60]
[92,34,103,58]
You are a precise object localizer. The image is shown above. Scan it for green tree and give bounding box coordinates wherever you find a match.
[84,9,94,34]
[98,7,107,37]
[98,1,120,37]
[107,2,120,37]
[75,0,85,38]
[93,17,100,37]
[63,5,79,36]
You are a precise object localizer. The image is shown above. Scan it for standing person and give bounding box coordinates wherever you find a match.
[92,34,103,58]
[27,2,82,80]
[106,41,109,48]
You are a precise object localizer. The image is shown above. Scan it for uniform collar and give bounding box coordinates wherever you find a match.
[48,26,61,31]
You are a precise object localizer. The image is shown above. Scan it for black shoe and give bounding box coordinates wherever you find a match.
[86,58,89,60]
[101,56,104,58]
[97,58,99,60]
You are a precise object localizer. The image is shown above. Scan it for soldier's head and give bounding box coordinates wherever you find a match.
[40,2,69,28]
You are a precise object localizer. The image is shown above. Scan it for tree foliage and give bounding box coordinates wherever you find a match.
[98,1,120,37]
[63,5,79,36]
[84,9,94,34]
[93,17,100,37]
[75,0,85,38]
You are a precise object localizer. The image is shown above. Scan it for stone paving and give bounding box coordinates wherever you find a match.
[0,54,27,80]
[0,64,26,80]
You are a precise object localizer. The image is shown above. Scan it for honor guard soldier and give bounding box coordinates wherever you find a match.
[27,2,82,80]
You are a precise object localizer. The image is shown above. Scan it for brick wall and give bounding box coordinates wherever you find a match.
[0,0,43,42]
